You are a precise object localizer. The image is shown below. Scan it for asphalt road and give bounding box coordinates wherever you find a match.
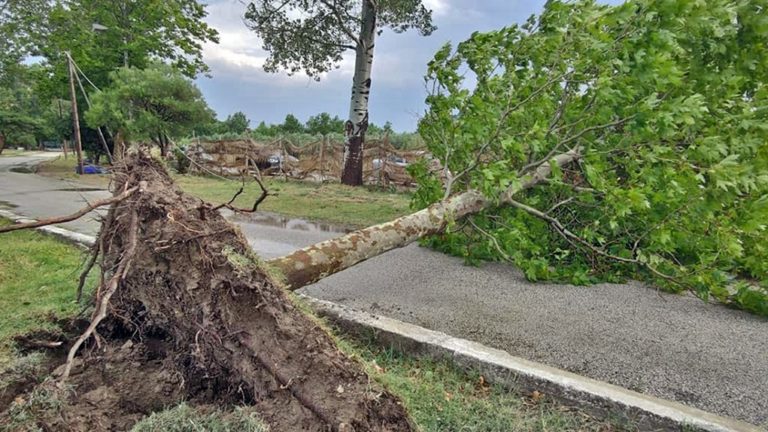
[1,153,766,427]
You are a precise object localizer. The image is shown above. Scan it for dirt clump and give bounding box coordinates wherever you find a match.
[1,152,413,431]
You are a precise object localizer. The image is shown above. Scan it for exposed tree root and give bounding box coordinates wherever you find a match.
[7,152,413,431]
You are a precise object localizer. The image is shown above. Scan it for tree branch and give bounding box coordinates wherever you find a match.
[0,187,138,234]
[318,0,361,46]
[505,197,688,290]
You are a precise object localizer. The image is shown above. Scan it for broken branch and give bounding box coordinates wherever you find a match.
[0,187,138,234]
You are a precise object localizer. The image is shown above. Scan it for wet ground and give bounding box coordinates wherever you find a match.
[1,153,766,427]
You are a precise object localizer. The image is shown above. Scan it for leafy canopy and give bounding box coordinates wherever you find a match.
[243,0,435,78]
[414,0,768,315]
[306,112,345,136]
[224,112,251,134]
[85,64,215,144]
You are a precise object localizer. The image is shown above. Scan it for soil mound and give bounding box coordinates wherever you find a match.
[1,152,413,431]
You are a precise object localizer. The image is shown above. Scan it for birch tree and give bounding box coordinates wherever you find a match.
[244,0,436,185]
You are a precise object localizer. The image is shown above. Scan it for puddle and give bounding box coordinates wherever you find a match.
[53,187,106,192]
[9,166,35,174]
[225,211,351,234]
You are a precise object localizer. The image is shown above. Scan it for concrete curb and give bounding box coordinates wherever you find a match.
[303,296,763,432]
[0,209,96,248]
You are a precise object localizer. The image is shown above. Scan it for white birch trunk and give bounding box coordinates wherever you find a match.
[341,0,377,186]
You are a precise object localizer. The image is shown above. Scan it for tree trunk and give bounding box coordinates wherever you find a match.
[0,132,5,155]
[159,134,170,158]
[269,149,582,290]
[341,0,376,186]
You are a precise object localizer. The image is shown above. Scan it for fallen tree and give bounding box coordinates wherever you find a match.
[0,141,582,430]
[3,0,768,429]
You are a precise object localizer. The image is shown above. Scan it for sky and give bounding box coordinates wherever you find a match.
[195,1,556,132]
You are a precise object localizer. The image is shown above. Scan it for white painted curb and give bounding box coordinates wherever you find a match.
[302,296,764,432]
[0,209,96,248]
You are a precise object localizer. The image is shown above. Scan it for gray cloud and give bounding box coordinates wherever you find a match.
[196,0,554,131]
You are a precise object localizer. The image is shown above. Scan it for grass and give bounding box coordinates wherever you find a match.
[0,219,96,369]
[131,404,269,432]
[0,149,27,158]
[176,175,411,228]
[34,155,111,188]
[36,155,412,227]
[342,337,635,432]
[0,220,638,431]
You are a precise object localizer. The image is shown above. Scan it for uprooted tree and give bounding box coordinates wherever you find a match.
[2,0,767,430]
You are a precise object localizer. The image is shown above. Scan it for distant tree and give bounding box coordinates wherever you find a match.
[280,114,305,134]
[0,111,40,154]
[244,0,436,185]
[305,112,344,136]
[0,70,44,154]
[253,120,278,137]
[85,64,215,157]
[223,111,251,134]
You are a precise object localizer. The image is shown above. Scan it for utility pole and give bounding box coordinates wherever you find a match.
[66,52,84,175]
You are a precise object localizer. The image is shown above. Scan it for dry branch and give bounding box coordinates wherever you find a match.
[61,209,140,380]
[0,186,138,234]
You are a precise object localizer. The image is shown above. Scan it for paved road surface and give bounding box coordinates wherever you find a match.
[1,153,766,427]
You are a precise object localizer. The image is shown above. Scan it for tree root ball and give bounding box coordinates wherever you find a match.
[5,152,413,431]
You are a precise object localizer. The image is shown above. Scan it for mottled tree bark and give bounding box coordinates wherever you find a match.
[0,132,6,155]
[342,0,376,186]
[269,149,582,289]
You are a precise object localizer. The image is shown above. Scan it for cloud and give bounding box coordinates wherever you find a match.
[201,1,347,87]
[197,0,554,131]
[423,0,450,16]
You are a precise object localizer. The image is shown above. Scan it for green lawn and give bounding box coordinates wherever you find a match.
[36,156,412,228]
[0,219,95,367]
[0,219,635,431]
[176,175,411,228]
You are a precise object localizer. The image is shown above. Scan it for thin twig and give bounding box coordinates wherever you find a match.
[77,241,100,303]
[61,209,139,381]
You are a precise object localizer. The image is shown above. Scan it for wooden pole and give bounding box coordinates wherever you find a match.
[66,53,84,175]
[319,135,325,182]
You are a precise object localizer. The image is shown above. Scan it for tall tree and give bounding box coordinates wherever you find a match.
[0,66,46,153]
[0,0,50,82]
[243,0,435,185]
[85,64,215,157]
[2,0,219,158]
